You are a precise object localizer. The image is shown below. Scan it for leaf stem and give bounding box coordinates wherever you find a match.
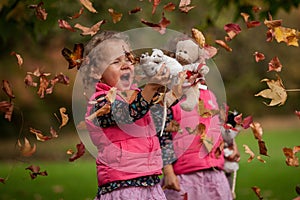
[285,89,300,92]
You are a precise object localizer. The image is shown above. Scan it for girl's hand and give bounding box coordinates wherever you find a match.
[148,64,170,88]
[162,164,181,191]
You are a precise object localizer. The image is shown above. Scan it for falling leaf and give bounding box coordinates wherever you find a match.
[179,0,195,13]
[224,23,241,41]
[264,19,282,29]
[66,149,74,155]
[255,75,287,106]
[108,8,122,24]
[215,40,232,52]
[55,107,69,129]
[268,56,282,72]
[25,165,48,179]
[185,123,206,135]
[75,20,105,36]
[17,137,36,157]
[50,126,58,138]
[69,142,85,162]
[250,122,263,140]
[4,102,13,122]
[68,7,84,19]
[129,7,142,15]
[283,146,300,167]
[141,13,170,35]
[58,19,76,32]
[165,120,181,132]
[151,0,161,14]
[191,28,205,48]
[37,75,49,98]
[274,26,299,47]
[246,21,261,29]
[257,155,266,163]
[61,43,84,69]
[163,2,176,12]
[29,127,52,141]
[295,110,300,119]
[258,140,268,156]
[86,103,111,121]
[253,52,265,62]
[24,74,38,87]
[76,121,87,130]
[2,80,15,99]
[240,12,250,23]
[10,51,23,66]
[28,2,47,20]
[243,144,255,162]
[79,0,97,13]
[106,87,117,103]
[251,186,264,200]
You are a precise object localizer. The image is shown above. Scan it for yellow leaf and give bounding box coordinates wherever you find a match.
[255,75,287,106]
[274,26,299,47]
[58,107,69,129]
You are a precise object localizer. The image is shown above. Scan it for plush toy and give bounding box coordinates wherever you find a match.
[175,39,210,111]
[139,48,183,85]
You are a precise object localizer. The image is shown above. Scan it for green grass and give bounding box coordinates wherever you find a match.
[0,129,299,200]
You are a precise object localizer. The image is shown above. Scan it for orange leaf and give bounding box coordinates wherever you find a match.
[191,28,206,47]
[74,20,106,36]
[250,122,263,141]
[274,26,299,47]
[243,144,255,162]
[151,0,161,14]
[57,107,69,129]
[10,51,23,67]
[86,103,111,121]
[79,0,97,13]
[68,7,84,19]
[17,137,36,157]
[215,40,232,52]
[29,127,52,141]
[165,120,181,132]
[283,147,299,167]
[37,75,49,98]
[163,2,176,12]
[108,8,123,24]
[61,43,84,69]
[58,19,76,32]
[251,186,263,200]
[2,80,15,99]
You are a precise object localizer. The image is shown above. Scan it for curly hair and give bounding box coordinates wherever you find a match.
[80,30,130,88]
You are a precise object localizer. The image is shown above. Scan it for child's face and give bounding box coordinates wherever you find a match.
[100,40,134,91]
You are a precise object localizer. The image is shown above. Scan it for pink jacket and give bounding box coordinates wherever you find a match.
[85,83,162,186]
[171,89,224,175]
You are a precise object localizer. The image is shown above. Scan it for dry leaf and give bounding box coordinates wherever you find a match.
[108,8,122,24]
[151,0,161,14]
[255,75,287,106]
[106,87,117,103]
[163,2,176,12]
[61,43,84,69]
[17,137,36,157]
[129,7,142,15]
[191,28,205,48]
[2,80,15,99]
[179,0,195,13]
[57,107,69,129]
[24,74,38,87]
[28,2,47,20]
[10,51,23,66]
[268,56,282,72]
[37,75,49,98]
[215,40,232,52]
[257,155,266,163]
[86,103,111,121]
[274,26,299,47]
[165,120,181,132]
[258,140,268,156]
[224,23,241,41]
[250,122,263,141]
[80,0,97,13]
[118,90,138,103]
[264,19,282,29]
[198,99,219,118]
[141,13,170,35]
[69,142,85,162]
[30,127,52,141]
[69,7,84,19]
[283,146,299,167]
[74,20,106,36]
[25,165,48,179]
[58,19,76,32]
[251,186,264,200]
[253,52,265,62]
[243,144,255,162]
[246,21,261,29]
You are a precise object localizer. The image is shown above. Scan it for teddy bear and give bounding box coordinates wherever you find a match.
[175,39,210,111]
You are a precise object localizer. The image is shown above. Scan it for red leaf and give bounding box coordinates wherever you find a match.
[141,13,170,34]
[151,0,161,15]
[246,21,261,29]
[253,52,265,62]
[268,56,282,72]
[224,23,241,40]
[68,7,84,19]
[25,165,48,179]
[163,2,176,12]
[215,40,232,52]
[69,142,85,162]
[295,110,300,119]
[128,7,142,15]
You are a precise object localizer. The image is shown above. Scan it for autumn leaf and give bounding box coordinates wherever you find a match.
[141,13,170,35]
[179,0,196,13]
[151,0,161,15]
[17,137,36,157]
[165,120,181,132]
[2,80,15,99]
[163,2,176,12]
[50,126,58,138]
[264,19,282,29]
[283,146,300,167]
[54,107,69,129]
[257,155,266,163]
[74,20,106,36]
[28,2,47,20]
[61,43,84,69]
[268,56,282,72]
[10,51,23,67]
[4,102,13,122]
[108,8,122,24]
[68,7,84,19]
[29,127,52,141]
[37,75,50,98]
[250,122,263,141]
[253,52,265,62]
[224,23,241,41]
[274,26,299,47]
[69,142,85,162]
[215,40,232,52]
[25,165,48,179]
[258,140,268,156]
[79,0,97,13]
[251,186,264,200]
[129,7,142,15]
[255,75,287,106]
[295,110,300,119]
[24,74,38,87]
[0,101,11,113]
[243,144,255,162]
[86,103,111,121]
[191,28,205,48]
[106,87,117,103]
[58,19,76,32]
[246,21,261,29]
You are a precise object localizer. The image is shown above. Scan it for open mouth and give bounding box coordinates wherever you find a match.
[120,73,131,81]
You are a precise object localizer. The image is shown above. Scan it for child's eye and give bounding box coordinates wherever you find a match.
[111,60,120,64]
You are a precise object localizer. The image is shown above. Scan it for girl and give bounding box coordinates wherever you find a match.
[82,31,169,200]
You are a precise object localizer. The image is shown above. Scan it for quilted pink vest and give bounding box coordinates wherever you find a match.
[171,89,224,175]
[85,83,162,186]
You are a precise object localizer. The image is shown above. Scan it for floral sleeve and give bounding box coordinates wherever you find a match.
[92,91,153,128]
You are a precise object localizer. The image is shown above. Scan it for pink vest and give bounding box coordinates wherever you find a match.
[85,83,162,186]
[171,89,224,175]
